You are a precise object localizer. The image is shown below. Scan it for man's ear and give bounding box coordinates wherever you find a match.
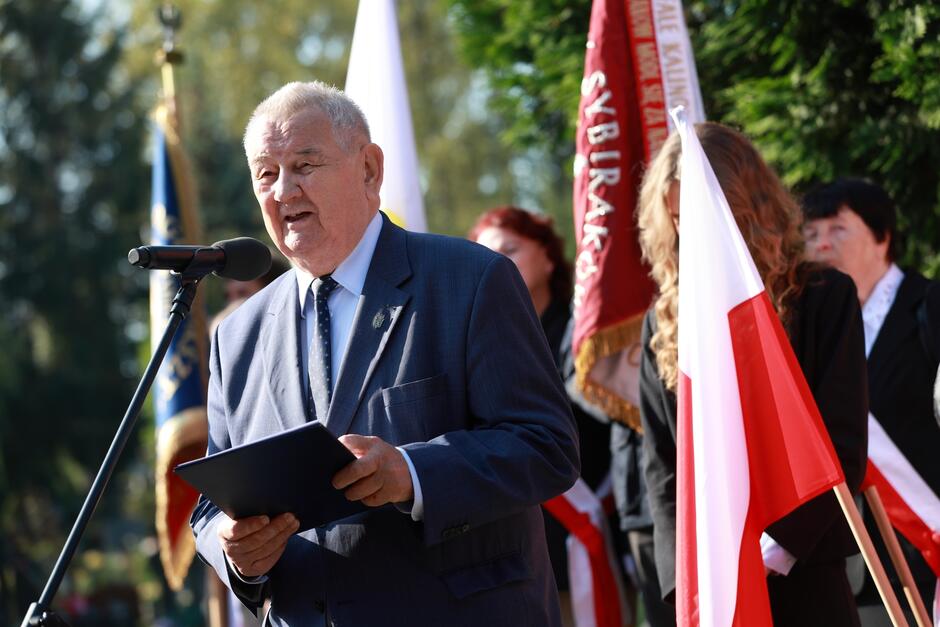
[362,143,384,202]
[882,231,893,263]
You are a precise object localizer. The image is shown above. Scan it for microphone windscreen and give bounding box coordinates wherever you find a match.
[127,247,150,267]
[213,237,272,281]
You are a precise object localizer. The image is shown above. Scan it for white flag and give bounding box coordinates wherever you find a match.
[672,106,844,626]
[345,0,427,232]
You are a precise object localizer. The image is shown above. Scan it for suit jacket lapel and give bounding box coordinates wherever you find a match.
[260,271,310,432]
[868,273,922,382]
[326,217,412,436]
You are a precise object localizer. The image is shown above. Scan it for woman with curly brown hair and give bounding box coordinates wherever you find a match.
[636,122,868,626]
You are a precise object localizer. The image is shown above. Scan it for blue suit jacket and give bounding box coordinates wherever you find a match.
[191,215,580,626]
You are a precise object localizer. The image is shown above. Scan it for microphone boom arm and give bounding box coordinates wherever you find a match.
[21,275,202,627]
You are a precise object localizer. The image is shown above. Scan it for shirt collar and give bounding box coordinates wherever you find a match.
[864,263,904,317]
[861,262,904,355]
[296,211,384,316]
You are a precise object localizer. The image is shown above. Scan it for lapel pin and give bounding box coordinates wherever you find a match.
[372,309,386,329]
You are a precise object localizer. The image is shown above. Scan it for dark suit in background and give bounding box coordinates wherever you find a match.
[192,218,580,626]
[610,422,676,627]
[857,270,940,610]
[641,269,868,627]
[539,301,613,593]
[543,302,613,492]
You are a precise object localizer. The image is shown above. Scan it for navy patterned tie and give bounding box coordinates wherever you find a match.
[309,275,339,422]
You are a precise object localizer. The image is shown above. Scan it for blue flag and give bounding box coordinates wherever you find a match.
[150,111,208,591]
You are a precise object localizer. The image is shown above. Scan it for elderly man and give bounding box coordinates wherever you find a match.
[802,178,940,625]
[189,81,579,626]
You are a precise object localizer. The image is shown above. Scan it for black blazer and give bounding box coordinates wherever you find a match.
[640,268,869,601]
[859,270,940,603]
[868,271,940,491]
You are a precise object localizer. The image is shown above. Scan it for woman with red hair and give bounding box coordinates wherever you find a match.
[469,205,573,321]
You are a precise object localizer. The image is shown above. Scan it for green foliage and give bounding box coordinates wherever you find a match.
[449,0,940,275]
[686,0,940,274]
[447,0,590,159]
[120,0,570,252]
[445,0,593,250]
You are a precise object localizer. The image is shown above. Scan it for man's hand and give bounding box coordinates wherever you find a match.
[333,435,414,507]
[216,512,299,578]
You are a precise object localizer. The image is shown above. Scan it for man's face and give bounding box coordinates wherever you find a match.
[802,206,890,280]
[245,108,382,276]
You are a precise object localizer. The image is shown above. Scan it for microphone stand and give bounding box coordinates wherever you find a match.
[21,260,214,627]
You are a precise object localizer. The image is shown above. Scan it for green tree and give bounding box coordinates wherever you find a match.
[686,0,940,273]
[124,0,360,248]
[0,0,151,621]
[447,0,590,159]
[446,0,591,247]
[122,0,574,250]
[448,0,940,273]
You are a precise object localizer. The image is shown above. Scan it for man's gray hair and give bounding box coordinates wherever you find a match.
[244,81,370,152]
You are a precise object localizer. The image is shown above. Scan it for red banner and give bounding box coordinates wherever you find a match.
[573,0,657,427]
[573,0,704,426]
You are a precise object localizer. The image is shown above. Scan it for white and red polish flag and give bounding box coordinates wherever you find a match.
[671,107,845,626]
[862,414,940,625]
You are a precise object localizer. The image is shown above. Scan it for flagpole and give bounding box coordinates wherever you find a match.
[156,4,183,134]
[833,482,909,626]
[864,485,933,627]
[155,6,229,627]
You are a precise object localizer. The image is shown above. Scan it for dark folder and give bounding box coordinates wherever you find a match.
[174,421,367,532]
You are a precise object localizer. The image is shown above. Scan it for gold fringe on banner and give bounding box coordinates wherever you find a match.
[575,313,645,430]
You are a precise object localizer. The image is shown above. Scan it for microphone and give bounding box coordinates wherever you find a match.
[128,237,272,281]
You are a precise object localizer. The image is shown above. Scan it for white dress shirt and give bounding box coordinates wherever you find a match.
[861,263,904,357]
[296,212,383,388]
[761,530,797,576]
